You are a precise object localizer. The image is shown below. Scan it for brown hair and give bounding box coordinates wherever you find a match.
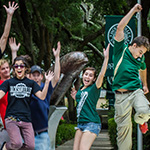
[83,67,97,78]
[12,55,31,74]
[130,36,150,51]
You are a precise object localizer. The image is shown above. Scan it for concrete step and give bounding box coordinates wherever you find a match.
[56,129,114,150]
[56,146,113,150]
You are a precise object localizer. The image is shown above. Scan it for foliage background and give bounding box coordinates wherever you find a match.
[0,0,149,74]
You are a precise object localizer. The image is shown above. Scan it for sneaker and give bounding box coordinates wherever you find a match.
[139,122,148,134]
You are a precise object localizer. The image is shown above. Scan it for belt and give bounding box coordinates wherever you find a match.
[35,129,48,136]
[115,90,134,94]
[7,116,21,122]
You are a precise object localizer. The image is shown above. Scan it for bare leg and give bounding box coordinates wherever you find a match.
[73,129,83,150]
[79,131,97,150]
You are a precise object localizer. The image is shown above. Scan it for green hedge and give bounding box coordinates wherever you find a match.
[56,123,76,146]
[108,118,117,149]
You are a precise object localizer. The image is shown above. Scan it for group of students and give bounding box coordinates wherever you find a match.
[0,2,60,150]
[0,1,150,150]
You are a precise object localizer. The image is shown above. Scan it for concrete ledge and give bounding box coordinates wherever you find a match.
[97,108,109,126]
[48,106,67,150]
[96,108,109,115]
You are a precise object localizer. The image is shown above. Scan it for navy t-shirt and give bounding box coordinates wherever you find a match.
[0,77,41,122]
[30,82,54,132]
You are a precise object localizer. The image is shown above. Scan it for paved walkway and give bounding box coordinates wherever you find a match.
[56,129,114,150]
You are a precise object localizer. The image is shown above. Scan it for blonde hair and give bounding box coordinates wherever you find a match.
[0,59,9,67]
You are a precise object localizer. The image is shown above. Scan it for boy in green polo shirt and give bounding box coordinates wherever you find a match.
[112,3,150,150]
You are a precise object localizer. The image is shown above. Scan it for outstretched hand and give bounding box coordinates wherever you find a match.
[45,70,54,82]
[52,41,61,58]
[103,43,110,59]
[9,37,21,53]
[3,1,19,16]
[70,87,77,100]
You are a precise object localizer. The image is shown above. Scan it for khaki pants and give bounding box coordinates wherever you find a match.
[114,89,150,150]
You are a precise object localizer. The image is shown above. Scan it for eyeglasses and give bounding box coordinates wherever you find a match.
[13,64,25,69]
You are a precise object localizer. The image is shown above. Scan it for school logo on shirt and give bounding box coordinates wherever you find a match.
[77,91,88,119]
[107,23,133,47]
[10,83,32,98]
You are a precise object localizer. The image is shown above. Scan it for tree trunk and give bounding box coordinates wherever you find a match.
[66,91,77,122]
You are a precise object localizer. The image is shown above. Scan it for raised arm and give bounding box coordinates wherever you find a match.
[35,70,54,100]
[0,2,19,53]
[51,41,61,87]
[9,37,21,64]
[96,44,110,89]
[139,69,149,94]
[115,4,142,41]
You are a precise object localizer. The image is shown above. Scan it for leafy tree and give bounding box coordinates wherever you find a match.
[1,0,128,69]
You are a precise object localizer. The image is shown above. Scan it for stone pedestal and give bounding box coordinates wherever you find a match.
[48,106,67,150]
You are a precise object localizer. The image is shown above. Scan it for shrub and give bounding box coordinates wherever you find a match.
[56,123,76,146]
[108,118,117,149]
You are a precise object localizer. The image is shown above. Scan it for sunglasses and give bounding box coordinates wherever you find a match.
[13,64,25,69]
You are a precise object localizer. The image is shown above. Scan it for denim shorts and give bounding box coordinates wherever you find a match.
[75,122,101,136]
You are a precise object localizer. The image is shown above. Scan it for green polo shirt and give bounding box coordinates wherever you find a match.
[112,39,146,91]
